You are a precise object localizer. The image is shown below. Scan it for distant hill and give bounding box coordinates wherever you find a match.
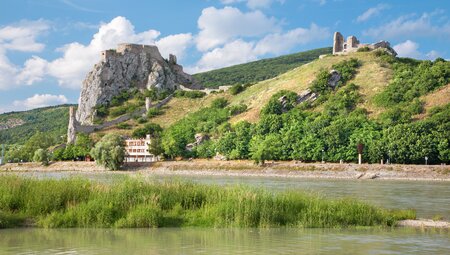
[0,105,74,145]
[193,47,332,88]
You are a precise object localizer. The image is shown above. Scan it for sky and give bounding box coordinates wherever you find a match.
[0,0,449,113]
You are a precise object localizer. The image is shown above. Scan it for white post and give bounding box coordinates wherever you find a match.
[358,153,362,165]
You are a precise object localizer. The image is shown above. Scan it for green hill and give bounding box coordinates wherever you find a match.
[2,48,449,165]
[193,47,332,88]
[0,105,74,145]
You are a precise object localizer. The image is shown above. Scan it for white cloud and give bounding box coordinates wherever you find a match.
[13,94,68,110]
[0,20,50,90]
[156,33,193,60]
[357,4,389,23]
[393,40,442,60]
[426,50,441,60]
[189,23,329,73]
[188,40,257,73]
[220,0,283,9]
[363,12,450,39]
[16,56,47,85]
[393,40,421,58]
[0,19,49,52]
[196,6,280,51]
[43,16,191,89]
[254,24,329,55]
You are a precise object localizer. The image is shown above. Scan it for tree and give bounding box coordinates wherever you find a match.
[148,135,164,157]
[90,134,125,170]
[33,149,49,166]
[71,133,94,160]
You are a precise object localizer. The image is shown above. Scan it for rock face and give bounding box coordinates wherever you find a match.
[328,70,341,88]
[76,43,200,125]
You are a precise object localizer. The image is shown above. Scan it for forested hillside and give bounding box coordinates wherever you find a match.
[0,105,73,145]
[193,47,332,88]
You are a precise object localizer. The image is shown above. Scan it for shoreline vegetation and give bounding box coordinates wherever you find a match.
[1,160,449,181]
[0,175,416,229]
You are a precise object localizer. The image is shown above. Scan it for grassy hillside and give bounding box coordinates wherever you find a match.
[0,105,73,145]
[4,48,449,165]
[193,47,332,88]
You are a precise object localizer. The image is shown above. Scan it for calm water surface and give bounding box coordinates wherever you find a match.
[0,228,449,255]
[1,171,449,254]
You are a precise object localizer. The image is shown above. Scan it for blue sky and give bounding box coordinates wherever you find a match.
[0,0,449,113]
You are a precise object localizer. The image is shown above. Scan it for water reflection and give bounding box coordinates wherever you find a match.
[0,228,448,255]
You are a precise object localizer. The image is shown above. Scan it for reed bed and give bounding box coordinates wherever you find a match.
[0,175,415,228]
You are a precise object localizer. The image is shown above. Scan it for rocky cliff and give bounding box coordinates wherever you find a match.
[76,43,200,125]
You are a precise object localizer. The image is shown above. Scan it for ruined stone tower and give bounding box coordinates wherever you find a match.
[333,32,344,55]
[67,106,77,144]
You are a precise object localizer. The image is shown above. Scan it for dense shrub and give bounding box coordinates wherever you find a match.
[132,123,163,139]
[147,107,164,118]
[211,98,229,108]
[229,84,245,95]
[33,149,49,165]
[90,134,125,170]
[261,90,298,115]
[174,90,206,98]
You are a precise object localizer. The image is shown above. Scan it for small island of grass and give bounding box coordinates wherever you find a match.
[0,176,415,229]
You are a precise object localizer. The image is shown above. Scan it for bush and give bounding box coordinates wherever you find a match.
[228,104,248,115]
[132,123,163,139]
[116,123,131,129]
[211,98,229,108]
[174,90,206,98]
[261,90,298,115]
[229,84,245,95]
[109,106,127,118]
[90,134,125,170]
[147,108,164,118]
[357,46,371,52]
[33,149,49,166]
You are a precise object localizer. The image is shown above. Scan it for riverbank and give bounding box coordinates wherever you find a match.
[1,160,449,181]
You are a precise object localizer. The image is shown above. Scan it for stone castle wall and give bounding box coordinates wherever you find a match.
[332,31,397,56]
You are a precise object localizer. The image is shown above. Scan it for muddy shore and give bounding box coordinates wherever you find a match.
[1,160,449,181]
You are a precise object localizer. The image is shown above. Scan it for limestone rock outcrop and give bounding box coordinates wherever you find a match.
[76,43,200,125]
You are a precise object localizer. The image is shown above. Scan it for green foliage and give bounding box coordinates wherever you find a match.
[0,176,415,228]
[52,134,94,161]
[0,105,72,145]
[211,98,229,108]
[310,59,360,95]
[4,132,56,162]
[229,84,245,95]
[193,47,332,88]
[357,46,371,52]
[148,135,164,157]
[132,123,163,139]
[116,123,131,129]
[261,90,298,115]
[374,58,450,107]
[174,90,206,99]
[161,105,230,158]
[33,149,49,166]
[90,134,125,170]
[147,107,164,118]
[228,104,248,116]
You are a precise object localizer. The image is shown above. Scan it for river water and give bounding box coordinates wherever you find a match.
[0,172,449,254]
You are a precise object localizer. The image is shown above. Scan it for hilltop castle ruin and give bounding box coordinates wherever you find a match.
[332,32,397,56]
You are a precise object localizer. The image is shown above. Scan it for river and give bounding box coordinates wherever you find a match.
[0,171,449,254]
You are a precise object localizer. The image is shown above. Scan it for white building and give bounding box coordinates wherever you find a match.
[124,135,156,163]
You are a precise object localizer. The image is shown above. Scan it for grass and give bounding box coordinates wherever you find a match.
[0,175,415,229]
